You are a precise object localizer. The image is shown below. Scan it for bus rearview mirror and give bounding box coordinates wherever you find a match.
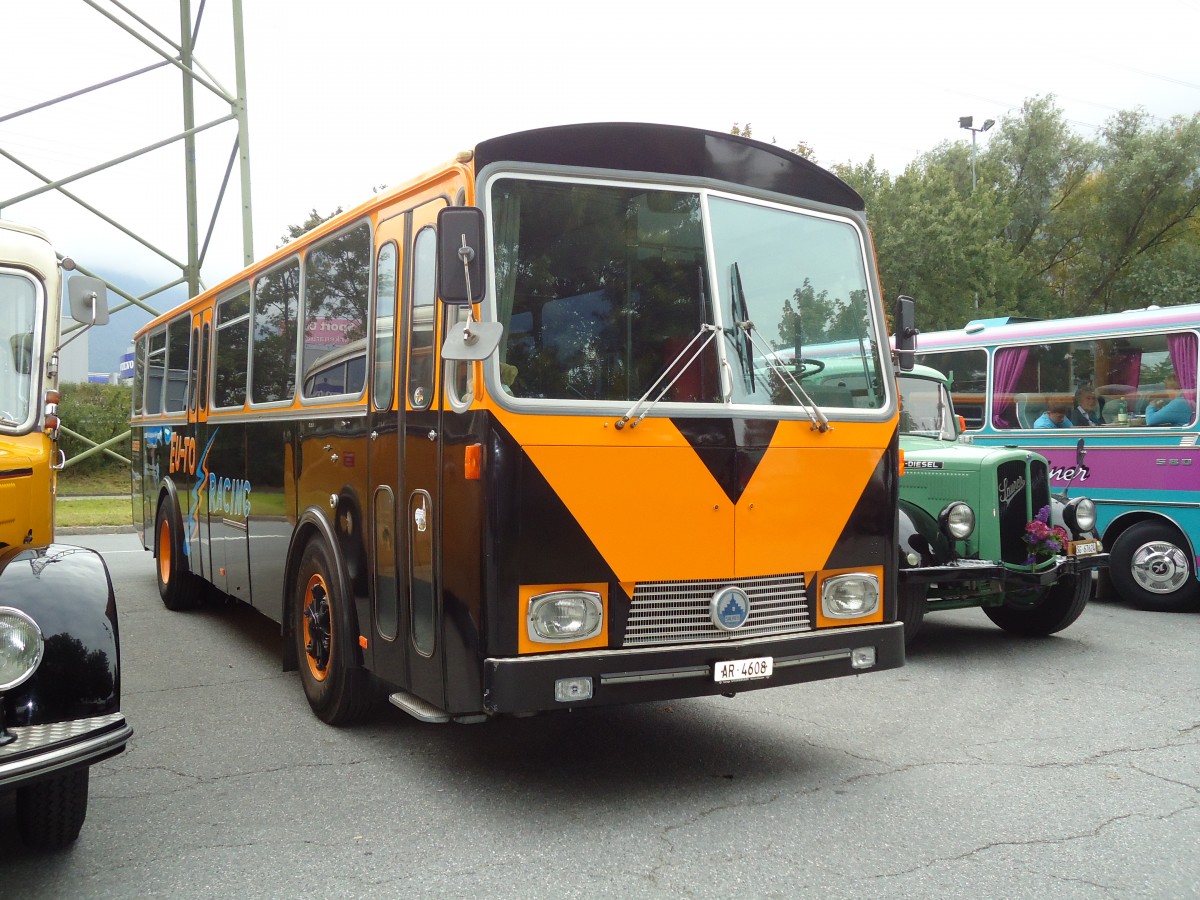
[437,207,487,305]
[67,275,110,326]
[893,295,917,372]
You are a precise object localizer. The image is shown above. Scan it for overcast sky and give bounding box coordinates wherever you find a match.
[3,0,1199,307]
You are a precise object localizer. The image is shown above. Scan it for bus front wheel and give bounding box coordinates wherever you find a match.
[292,539,374,726]
[1110,521,1200,612]
[897,581,926,644]
[155,501,201,611]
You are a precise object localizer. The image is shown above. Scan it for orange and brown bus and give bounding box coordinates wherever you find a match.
[131,123,910,726]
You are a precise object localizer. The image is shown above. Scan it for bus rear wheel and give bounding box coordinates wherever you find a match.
[983,572,1090,636]
[1110,521,1200,612]
[155,500,201,611]
[293,539,374,726]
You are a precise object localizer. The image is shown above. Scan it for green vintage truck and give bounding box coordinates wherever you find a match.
[893,365,1109,642]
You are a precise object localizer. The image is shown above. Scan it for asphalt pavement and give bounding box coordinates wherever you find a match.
[2,531,1197,899]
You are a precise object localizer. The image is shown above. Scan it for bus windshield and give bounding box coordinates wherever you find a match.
[898,374,956,441]
[490,177,884,410]
[0,271,37,430]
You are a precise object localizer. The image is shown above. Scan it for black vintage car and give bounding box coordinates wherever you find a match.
[0,543,132,850]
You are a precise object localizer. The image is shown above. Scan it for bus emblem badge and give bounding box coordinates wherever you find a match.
[711,587,751,632]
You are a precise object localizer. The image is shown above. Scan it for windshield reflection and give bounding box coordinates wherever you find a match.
[899,375,957,440]
[490,176,885,413]
[0,272,37,430]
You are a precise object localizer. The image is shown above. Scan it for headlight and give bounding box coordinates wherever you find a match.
[0,607,44,691]
[939,502,975,540]
[527,591,603,643]
[1063,497,1096,535]
[821,573,880,619]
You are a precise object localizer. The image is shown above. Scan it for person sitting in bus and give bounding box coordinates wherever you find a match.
[1145,374,1193,426]
[1070,385,1103,426]
[1033,401,1071,428]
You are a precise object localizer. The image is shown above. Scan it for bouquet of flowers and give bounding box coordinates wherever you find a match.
[1024,505,1070,564]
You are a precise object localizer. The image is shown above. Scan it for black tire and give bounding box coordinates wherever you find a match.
[898,581,926,644]
[293,539,375,726]
[983,572,1090,636]
[16,768,89,851]
[155,500,202,611]
[1110,521,1200,612]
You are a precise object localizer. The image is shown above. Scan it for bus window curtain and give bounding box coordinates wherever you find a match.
[1168,332,1198,407]
[991,346,1029,428]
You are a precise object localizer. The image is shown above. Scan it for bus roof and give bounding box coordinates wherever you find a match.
[0,220,57,274]
[474,122,864,211]
[919,304,1200,350]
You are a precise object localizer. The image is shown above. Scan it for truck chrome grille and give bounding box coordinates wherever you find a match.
[998,457,1052,565]
[623,573,809,647]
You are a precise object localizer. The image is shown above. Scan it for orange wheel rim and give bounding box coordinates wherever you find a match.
[157,519,171,584]
[301,573,332,682]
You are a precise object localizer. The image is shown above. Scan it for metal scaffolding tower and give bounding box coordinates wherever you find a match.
[0,0,254,321]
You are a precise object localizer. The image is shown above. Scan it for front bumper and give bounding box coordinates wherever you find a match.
[0,712,132,790]
[899,552,1110,587]
[484,622,904,714]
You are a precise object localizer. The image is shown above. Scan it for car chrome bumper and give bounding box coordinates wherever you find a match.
[0,712,132,788]
[899,552,1110,586]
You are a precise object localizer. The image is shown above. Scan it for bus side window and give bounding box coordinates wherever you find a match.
[214,289,250,409]
[373,242,397,410]
[251,261,299,405]
[407,227,436,410]
[302,222,370,401]
[145,328,166,415]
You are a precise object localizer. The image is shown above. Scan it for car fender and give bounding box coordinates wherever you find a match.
[898,500,952,568]
[0,543,121,727]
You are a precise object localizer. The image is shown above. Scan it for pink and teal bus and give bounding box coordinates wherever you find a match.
[912,306,1200,612]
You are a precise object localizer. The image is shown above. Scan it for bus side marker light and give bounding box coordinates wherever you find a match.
[359,635,368,649]
[555,677,593,703]
[464,444,482,480]
[820,573,880,619]
[528,591,603,643]
[898,448,905,476]
[851,647,876,669]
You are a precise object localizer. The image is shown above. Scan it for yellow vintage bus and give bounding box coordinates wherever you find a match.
[132,123,911,726]
[0,220,132,850]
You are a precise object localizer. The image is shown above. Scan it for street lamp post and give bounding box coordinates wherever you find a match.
[958,115,995,191]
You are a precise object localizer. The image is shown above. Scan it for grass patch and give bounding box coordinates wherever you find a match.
[58,465,130,496]
[56,497,134,528]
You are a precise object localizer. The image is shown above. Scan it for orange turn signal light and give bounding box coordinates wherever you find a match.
[898,447,905,477]
[464,443,482,480]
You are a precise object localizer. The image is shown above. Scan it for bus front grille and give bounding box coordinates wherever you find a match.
[623,573,809,647]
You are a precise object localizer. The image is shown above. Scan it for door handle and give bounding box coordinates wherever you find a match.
[427,430,437,441]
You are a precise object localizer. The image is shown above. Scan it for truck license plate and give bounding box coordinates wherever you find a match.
[714,656,773,684]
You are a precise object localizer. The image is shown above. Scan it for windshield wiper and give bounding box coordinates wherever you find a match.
[728,263,831,432]
[615,324,720,430]
[735,321,832,432]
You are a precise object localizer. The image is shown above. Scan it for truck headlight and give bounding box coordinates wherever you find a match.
[939,502,975,540]
[1063,497,1096,535]
[527,591,603,643]
[821,573,880,619]
[0,607,44,691]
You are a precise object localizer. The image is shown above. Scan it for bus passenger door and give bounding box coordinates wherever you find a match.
[367,225,405,687]
[400,203,448,708]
